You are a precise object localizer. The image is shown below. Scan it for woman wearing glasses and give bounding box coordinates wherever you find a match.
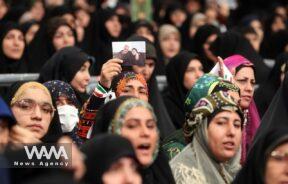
[7,81,57,142]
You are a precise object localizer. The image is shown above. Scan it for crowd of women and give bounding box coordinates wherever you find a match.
[0,0,288,183]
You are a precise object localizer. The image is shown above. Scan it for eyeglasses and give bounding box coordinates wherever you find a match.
[270,150,288,162]
[11,99,55,116]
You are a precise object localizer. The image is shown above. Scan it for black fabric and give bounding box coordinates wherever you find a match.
[94,8,122,75]
[126,35,176,138]
[38,46,93,107]
[81,134,137,184]
[38,46,93,83]
[210,31,270,84]
[0,22,28,74]
[163,51,199,129]
[252,71,288,146]
[234,127,288,184]
[27,17,76,72]
[91,96,175,184]
[255,53,288,117]
[192,24,220,72]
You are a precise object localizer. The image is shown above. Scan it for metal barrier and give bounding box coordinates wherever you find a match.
[0,74,168,91]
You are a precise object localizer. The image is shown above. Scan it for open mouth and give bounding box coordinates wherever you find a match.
[137,143,151,155]
[223,141,235,150]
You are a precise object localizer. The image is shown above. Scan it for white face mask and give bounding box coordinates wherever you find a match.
[57,105,79,133]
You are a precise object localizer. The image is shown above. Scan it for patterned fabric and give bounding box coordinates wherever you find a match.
[184,74,239,113]
[109,98,159,165]
[44,80,79,107]
[183,91,243,142]
[111,71,148,97]
[77,83,107,140]
[170,91,243,184]
[162,75,240,161]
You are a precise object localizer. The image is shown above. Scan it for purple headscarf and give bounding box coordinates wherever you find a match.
[224,54,260,164]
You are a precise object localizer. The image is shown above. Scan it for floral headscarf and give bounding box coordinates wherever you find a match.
[111,71,148,97]
[184,91,244,142]
[108,98,159,165]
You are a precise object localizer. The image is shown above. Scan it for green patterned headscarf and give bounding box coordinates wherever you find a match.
[184,91,244,142]
[108,98,159,166]
[184,74,240,114]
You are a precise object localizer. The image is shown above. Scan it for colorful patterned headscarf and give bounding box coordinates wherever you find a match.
[224,54,260,164]
[184,91,244,142]
[184,74,240,113]
[44,80,79,107]
[108,98,159,166]
[111,71,148,97]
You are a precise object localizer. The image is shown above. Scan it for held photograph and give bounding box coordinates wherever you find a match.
[112,41,146,66]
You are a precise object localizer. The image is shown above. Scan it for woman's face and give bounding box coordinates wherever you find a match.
[105,15,122,38]
[76,9,90,28]
[203,33,218,63]
[207,110,242,162]
[118,79,148,102]
[132,49,137,55]
[121,106,158,166]
[11,88,54,139]
[25,24,40,44]
[2,29,25,60]
[56,95,75,107]
[70,61,91,93]
[136,27,154,43]
[170,10,187,27]
[0,0,8,19]
[132,59,155,82]
[234,67,255,109]
[183,59,204,90]
[265,142,288,184]
[52,25,75,51]
[102,157,142,184]
[160,33,180,59]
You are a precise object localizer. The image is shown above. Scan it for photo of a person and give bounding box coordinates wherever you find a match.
[132,48,140,61]
[112,41,146,66]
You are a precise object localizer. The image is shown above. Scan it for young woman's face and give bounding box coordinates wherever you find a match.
[183,59,204,90]
[133,59,155,82]
[118,80,148,102]
[52,25,75,51]
[234,67,255,109]
[11,88,54,139]
[203,34,218,63]
[2,29,25,60]
[170,10,187,27]
[265,142,288,184]
[136,27,154,42]
[160,34,180,59]
[102,157,142,184]
[207,110,242,162]
[105,15,122,38]
[132,49,137,55]
[25,24,40,44]
[56,95,75,107]
[70,61,91,93]
[121,107,158,167]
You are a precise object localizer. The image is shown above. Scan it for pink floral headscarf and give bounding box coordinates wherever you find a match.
[224,54,260,164]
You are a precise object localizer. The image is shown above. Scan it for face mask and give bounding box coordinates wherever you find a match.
[57,105,79,133]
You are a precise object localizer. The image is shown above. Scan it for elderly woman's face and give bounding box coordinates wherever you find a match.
[234,67,255,109]
[265,142,288,184]
[121,106,158,167]
[11,88,54,139]
[102,157,142,184]
[207,110,242,162]
[2,29,25,60]
[160,33,180,59]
